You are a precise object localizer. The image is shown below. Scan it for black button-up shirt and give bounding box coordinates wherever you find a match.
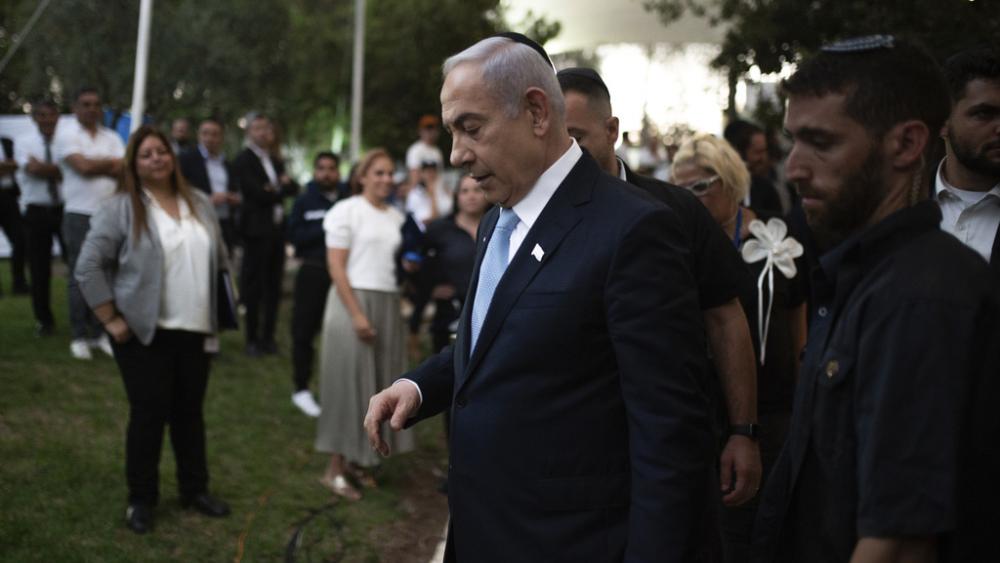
[755,200,1000,562]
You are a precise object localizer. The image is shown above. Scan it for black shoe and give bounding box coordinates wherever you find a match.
[244,342,263,357]
[125,503,154,534]
[34,323,55,337]
[260,340,278,355]
[180,493,230,517]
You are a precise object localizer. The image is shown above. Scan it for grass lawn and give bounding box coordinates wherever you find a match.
[0,260,449,562]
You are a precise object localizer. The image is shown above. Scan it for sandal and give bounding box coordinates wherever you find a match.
[348,464,378,489]
[318,474,362,501]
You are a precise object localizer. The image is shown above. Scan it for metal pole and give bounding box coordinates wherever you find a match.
[349,0,365,162]
[129,0,154,134]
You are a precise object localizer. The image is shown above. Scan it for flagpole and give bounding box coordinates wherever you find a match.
[129,0,154,134]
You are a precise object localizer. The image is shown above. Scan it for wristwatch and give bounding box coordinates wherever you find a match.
[729,423,760,441]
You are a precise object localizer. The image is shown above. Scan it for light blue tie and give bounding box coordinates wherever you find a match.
[470,207,520,353]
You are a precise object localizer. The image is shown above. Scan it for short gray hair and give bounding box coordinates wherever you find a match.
[443,37,565,120]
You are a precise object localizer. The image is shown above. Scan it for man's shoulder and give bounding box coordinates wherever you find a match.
[232,147,256,164]
[875,229,994,302]
[95,126,124,147]
[178,147,202,165]
[593,170,665,211]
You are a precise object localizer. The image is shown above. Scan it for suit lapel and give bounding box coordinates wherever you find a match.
[457,155,597,391]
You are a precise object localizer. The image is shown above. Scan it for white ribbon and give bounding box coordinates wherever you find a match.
[740,218,803,365]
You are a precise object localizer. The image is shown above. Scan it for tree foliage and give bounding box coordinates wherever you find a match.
[643,0,1000,77]
[0,0,561,160]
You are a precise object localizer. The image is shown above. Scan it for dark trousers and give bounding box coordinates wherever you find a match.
[721,411,791,562]
[240,232,285,346]
[62,212,102,339]
[24,204,64,327]
[290,260,330,391]
[111,329,211,505]
[218,217,238,255]
[0,190,28,291]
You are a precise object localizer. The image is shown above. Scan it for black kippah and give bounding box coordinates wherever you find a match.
[556,67,610,98]
[494,31,554,70]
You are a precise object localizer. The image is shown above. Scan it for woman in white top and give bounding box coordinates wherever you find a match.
[75,126,231,534]
[316,148,414,500]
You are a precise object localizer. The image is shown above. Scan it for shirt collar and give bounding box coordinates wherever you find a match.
[616,156,628,182]
[248,142,271,161]
[199,144,223,161]
[935,157,1000,201]
[818,200,942,281]
[510,139,582,230]
[142,188,191,218]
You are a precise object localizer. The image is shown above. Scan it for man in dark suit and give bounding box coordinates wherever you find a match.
[364,35,714,562]
[936,47,1000,274]
[232,114,298,356]
[178,117,241,251]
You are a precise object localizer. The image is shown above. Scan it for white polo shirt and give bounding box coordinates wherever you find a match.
[56,121,125,215]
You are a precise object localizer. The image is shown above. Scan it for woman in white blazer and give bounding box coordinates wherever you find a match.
[76,126,231,534]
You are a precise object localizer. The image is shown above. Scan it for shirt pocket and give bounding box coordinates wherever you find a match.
[812,348,855,461]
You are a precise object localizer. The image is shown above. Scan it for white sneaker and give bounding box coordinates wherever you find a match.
[90,334,114,358]
[70,339,93,360]
[292,390,321,418]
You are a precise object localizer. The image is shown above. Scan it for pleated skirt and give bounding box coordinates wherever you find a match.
[315,287,414,466]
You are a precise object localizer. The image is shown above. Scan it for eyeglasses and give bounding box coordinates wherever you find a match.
[679,175,719,196]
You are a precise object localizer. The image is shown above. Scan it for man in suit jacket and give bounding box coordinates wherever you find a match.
[178,118,241,251]
[232,114,298,355]
[936,47,1000,274]
[364,35,714,562]
[558,68,763,519]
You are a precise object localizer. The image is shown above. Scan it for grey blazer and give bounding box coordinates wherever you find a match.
[76,190,231,345]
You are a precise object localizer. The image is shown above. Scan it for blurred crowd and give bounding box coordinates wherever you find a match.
[1,34,997,562]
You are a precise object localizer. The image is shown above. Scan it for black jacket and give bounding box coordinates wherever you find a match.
[232,147,299,238]
[287,180,343,262]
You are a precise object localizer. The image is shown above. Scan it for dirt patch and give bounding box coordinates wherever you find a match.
[371,458,449,562]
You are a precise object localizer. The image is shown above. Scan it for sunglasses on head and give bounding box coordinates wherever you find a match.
[679,175,719,196]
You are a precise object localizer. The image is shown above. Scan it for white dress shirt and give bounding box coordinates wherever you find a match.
[146,191,212,333]
[505,139,583,262]
[249,142,284,224]
[200,144,230,219]
[399,139,583,404]
[935,159,1000,262]
[55,121,125,215]
[14,130,61,206]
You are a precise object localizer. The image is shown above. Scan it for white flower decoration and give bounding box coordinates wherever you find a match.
[741,217,804,365]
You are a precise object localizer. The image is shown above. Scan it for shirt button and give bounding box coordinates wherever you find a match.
[817,306,829,318]
[456,396,467,408]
